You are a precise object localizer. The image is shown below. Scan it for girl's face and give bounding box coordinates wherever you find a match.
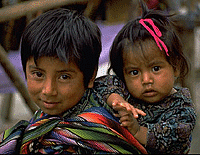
[123,40,179,103]
[26,57,94,116]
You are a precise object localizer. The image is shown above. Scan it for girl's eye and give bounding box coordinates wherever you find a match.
[152,66,160,72]
[59,74,70,80]
[130,70,139,76]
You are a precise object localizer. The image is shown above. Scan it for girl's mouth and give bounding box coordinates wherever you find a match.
[142,90,157,97]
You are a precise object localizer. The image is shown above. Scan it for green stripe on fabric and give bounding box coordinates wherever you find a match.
[66,126,119,140]
[3,120,29,140]
[4,128,14,140]
[22,119,59,144]
[109,143,141,154]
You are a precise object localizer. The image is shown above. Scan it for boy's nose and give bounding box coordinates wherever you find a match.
[42,78,57,96]
[142,72,153,85]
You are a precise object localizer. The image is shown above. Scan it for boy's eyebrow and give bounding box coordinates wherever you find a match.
[56,69,76,73]
[28,65,46,72]
[28,65,76,73]
[28,65,39,70]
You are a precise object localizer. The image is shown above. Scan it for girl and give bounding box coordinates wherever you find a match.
[94,0,196,154]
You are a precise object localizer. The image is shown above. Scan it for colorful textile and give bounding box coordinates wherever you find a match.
[0,89,147,154]
[94,75,196,154]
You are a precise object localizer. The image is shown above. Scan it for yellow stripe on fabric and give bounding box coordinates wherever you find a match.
[67,127,118,140]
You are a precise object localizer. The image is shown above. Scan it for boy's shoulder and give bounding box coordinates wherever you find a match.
[89,88,116,114]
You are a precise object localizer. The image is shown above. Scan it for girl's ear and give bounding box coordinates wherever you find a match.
[174,66,180,78]
[87,68,97,88]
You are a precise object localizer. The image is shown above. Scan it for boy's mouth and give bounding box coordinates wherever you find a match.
[44,101,59,104]
[42,100,60,109]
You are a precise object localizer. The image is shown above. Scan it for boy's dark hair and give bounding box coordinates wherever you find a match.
[21,8,102,87]
[108,0,189,82]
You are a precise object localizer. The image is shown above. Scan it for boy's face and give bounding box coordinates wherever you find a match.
[123,40,179,103]
[26,57,93,116]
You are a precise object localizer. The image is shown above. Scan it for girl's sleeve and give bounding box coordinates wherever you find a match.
[94,75,129,102]
[145,90,196,154]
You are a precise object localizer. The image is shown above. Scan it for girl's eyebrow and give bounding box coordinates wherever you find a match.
[124,66,138,72]
[148,60,165,66]
[125,66,138,69]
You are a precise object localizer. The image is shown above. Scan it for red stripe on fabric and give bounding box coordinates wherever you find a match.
[79,112,147,154]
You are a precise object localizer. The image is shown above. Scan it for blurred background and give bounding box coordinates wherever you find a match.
[0,0,199,153]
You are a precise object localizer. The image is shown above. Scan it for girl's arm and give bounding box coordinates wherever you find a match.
[94,75,147,145]
[94,75,129,102]
[108,93,147,145]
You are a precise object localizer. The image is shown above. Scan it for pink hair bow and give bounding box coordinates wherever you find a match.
[139,18,169,56]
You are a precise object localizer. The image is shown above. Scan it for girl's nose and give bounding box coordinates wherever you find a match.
[142,72,153,85]
[42,78,57,96]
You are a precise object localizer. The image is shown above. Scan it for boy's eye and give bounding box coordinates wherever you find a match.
[152,66,160,72]
[33,71,43,78]
[29,71,44,80]
[130,70,139,76]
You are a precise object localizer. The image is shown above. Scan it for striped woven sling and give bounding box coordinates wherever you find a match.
[0,107,147,154]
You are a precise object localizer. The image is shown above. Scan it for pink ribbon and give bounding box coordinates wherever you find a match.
[139,19,169,56]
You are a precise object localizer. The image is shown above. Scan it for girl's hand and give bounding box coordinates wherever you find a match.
[112,102,141,136]
[112,101,146,118]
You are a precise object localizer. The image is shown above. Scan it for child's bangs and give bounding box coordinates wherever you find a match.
[122,39,150,62]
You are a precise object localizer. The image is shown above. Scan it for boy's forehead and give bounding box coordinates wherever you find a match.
[28,56,72,64]
[26,56,79,70]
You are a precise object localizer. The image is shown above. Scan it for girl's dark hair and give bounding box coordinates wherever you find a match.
[108,0,189,82]
[21,8,102,87]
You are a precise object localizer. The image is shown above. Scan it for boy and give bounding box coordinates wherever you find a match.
[0,8,147,154]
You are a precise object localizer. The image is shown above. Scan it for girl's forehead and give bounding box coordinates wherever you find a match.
[123,39,167,63]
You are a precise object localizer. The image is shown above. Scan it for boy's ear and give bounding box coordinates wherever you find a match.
[87,69,97,88]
